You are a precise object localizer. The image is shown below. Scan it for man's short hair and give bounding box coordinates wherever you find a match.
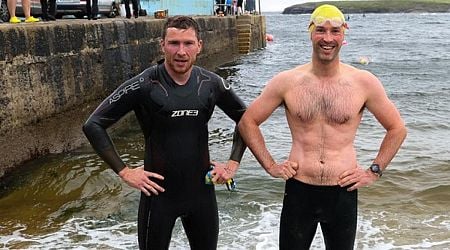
[162,16,201,40]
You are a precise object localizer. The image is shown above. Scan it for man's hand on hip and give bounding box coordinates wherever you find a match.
[338,165,378,191]
[119,166,165,196]
[267,160,298,180]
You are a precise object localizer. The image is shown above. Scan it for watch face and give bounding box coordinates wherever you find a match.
[371,164,380,172]
[370,164,382,176]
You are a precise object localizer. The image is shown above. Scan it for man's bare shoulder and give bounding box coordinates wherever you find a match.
[270,64,311,85]
[341,63,382,87]
[287,64,311,76]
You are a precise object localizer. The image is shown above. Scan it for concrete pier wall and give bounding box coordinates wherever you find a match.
[0,15,266,178]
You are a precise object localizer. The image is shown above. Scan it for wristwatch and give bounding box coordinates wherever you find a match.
[369,163,383,177]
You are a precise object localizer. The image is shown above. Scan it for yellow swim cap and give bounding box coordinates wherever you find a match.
[308,4,348,32]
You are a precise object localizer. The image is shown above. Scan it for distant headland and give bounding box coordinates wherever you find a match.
[282,0,450,14]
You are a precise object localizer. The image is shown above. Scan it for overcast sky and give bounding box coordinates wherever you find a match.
[259,0,332,12]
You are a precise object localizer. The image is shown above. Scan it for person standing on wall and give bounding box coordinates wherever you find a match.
[225,0,232,15]
[7,0,40,23]
[86,0,98,20]
[83,16,247,249]
[238,4,407,249]
[123,0,139,19]
[236,0,243,15]
[40,0,56,21]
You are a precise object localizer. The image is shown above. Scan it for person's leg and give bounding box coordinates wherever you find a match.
[123,0,131,18]
[279,179,318,250]
[48,0,56,19]
[181,191,219,250]
[22,0,39,22]
[22,0,31,18]
[6,0,17,17]
[131,0,138,18]
[237,0,243,15]
[92,0,98,19]
[320,189,357,250]
[226,4,231,15]
[86,0,92,19]
[138,194,178,249]
[40,0,48,19]
[7,0,20,23]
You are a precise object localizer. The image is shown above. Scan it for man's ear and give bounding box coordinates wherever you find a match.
[198,39,203,54]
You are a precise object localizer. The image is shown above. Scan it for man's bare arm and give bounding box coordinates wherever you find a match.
[339,72,407,190]
[238,76,298,179]
[364,73,407,170]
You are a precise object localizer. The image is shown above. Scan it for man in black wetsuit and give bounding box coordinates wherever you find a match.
[83,16,246,249]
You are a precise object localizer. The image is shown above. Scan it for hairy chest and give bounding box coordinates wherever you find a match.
[285,80,364,124]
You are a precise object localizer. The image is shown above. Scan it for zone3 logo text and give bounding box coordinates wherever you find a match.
[171,110,199,117]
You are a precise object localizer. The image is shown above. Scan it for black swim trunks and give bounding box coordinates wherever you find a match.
[83,62,246,249]
[279,179,357,250]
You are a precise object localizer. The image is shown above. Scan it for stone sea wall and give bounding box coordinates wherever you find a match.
[0,15,266,178]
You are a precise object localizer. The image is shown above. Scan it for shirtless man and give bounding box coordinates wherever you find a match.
[238,4,407,249]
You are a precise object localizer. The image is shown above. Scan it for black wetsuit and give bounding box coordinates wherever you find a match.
[83,63,246,249]
[280,179,357,250]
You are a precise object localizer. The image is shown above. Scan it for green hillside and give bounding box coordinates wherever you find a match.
[283,0,450,14]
